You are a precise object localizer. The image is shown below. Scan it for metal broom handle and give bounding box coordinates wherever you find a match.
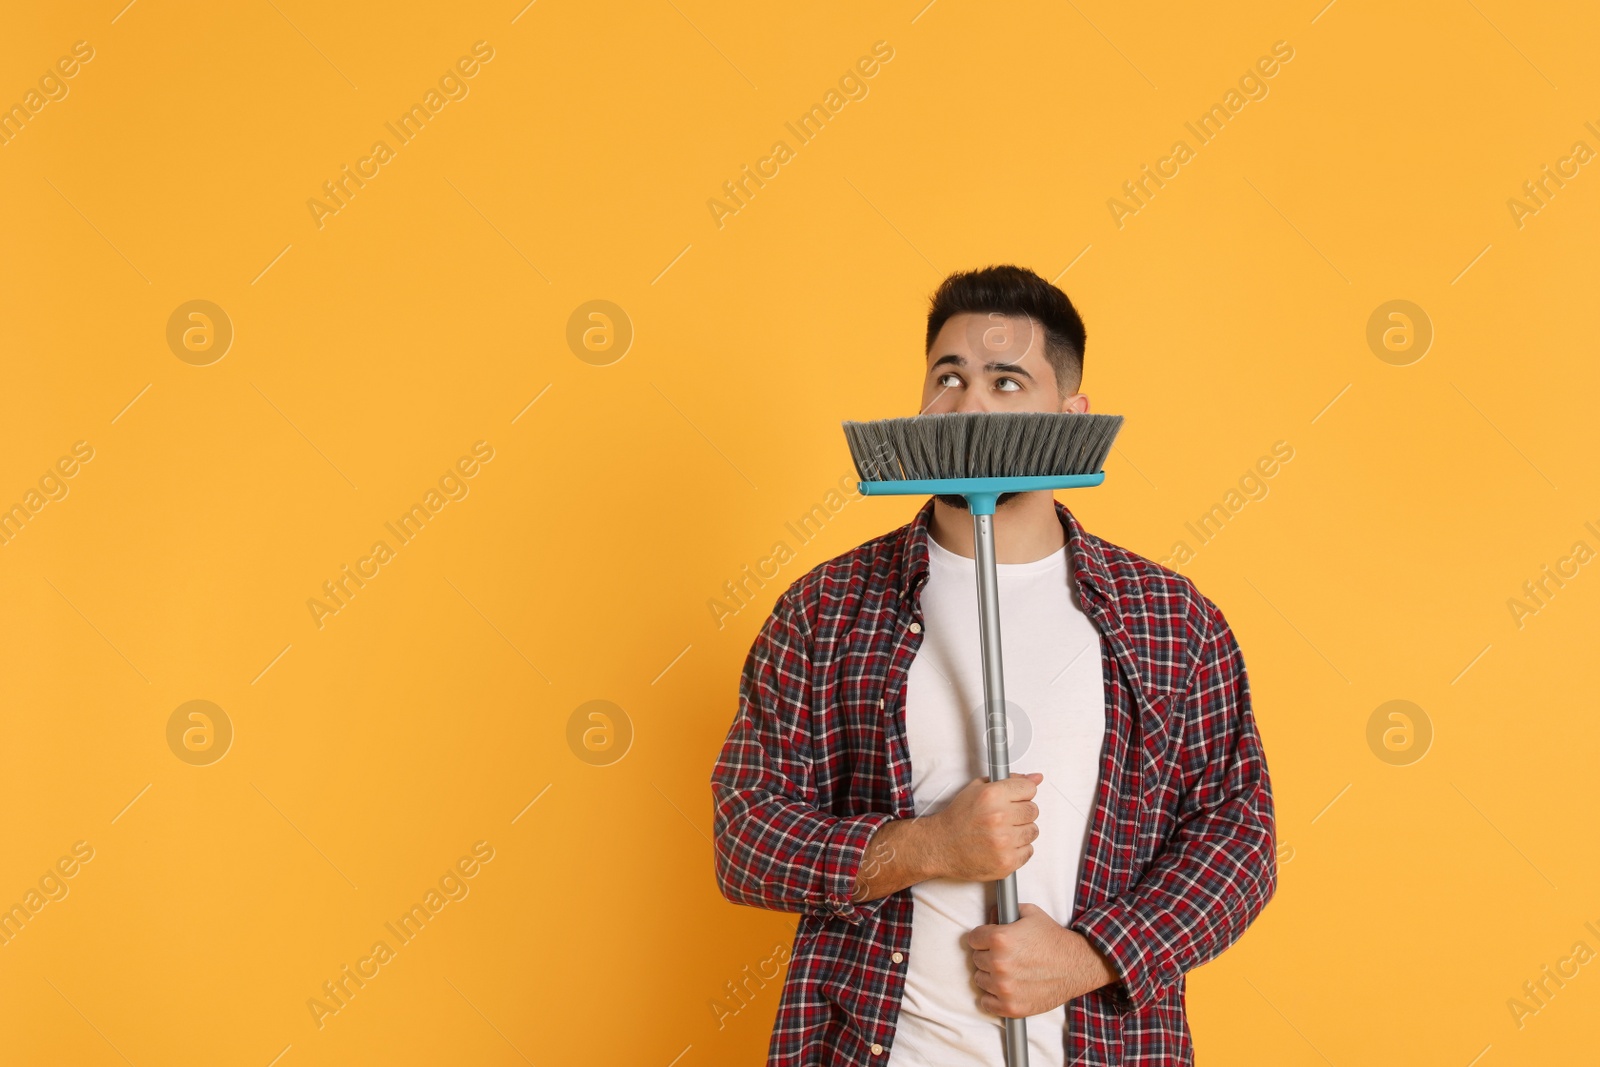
[971,511,1029,1067]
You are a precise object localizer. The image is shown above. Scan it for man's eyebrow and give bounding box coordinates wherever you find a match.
[931,353,1035,380]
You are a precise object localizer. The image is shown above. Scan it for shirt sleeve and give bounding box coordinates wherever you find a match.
[710,593,897,925]
[1071,598,1278,1011]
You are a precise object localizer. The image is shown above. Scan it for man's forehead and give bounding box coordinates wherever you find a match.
[932,312,1043,358]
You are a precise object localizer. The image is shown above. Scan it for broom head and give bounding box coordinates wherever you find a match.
[842,411,1123,484]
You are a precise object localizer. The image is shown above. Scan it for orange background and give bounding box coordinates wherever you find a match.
[2,1,1597,1064]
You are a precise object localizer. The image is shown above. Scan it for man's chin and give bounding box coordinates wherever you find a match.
[934,492,1023,511]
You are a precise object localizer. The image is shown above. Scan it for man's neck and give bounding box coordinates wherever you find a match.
[928,492,1067,563]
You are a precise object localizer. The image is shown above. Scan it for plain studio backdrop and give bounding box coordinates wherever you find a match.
[0,1,1595,1064]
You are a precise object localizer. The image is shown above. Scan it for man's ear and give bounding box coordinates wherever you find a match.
[1059,391,1090,414]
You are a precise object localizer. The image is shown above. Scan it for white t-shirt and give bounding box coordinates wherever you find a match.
[887,531,1106,1067]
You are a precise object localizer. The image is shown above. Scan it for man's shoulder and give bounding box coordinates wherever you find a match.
[1083,527,1234,697]
[1087,528,1219,624]
[768,521,910,636]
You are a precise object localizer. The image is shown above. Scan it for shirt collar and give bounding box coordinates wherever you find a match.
[900,498,1120,627]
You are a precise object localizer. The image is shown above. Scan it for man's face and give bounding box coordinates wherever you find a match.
[920,312,1088,415]
[919,312,1089,510]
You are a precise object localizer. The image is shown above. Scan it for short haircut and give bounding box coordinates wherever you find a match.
[925,265,1088,394]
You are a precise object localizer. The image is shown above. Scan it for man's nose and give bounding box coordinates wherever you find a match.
[954,387,992,413]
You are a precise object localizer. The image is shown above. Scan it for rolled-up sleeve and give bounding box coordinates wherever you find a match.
[711,594,896,925]
[1072,599,1277,1010]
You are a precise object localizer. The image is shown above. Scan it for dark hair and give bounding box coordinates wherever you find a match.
[925,265,1088,394]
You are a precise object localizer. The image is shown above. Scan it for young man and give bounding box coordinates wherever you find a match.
[711,265,1276,1066]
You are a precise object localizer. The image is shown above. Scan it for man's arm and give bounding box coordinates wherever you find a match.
[851,774,1044,903]
[1069,599,1278,1011]
[710,596,898,923]
[850,818,937,903]
[711,595,1044,924]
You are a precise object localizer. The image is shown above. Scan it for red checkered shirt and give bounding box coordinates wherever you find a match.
[710,499,1277,1066]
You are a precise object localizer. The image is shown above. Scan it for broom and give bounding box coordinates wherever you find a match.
[841,410,1124,1067]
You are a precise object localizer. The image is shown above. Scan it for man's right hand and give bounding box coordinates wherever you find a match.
[925,773,1043,882]
[849,772,1044,905]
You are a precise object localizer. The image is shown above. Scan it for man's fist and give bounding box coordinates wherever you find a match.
[966,903,1117,1018]
[925,772,1042,882]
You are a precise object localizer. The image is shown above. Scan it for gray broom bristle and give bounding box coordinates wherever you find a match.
[841,412,1124,481]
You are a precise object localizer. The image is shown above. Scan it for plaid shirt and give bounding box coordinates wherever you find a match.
[710,499,1276,1066]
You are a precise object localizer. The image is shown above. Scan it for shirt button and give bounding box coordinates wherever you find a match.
[891,951,904,963]
[879,698,885,709]
[908,622,922,634]
[871,1044,884,1055]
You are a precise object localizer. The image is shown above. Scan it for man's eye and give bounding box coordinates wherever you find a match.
[995,377,1022,393]
[937,372,962,388]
